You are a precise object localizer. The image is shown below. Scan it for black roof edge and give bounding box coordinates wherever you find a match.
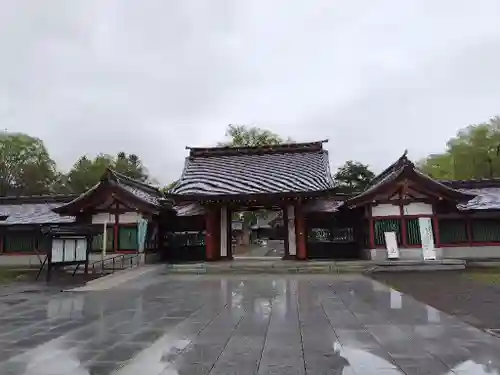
[186,140,329,158]
[0,195,78,205]
[108,169,162,194]
[439,179,500,189]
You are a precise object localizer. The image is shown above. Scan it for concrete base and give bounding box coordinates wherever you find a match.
[164,259,466,274]
[365,245,500,261]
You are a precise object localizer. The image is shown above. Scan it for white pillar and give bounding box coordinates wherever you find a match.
[220,206,228,257]
[287,205,296,256]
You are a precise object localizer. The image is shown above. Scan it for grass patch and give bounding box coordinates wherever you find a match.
[0,268,32,284]
[464,268,500,285]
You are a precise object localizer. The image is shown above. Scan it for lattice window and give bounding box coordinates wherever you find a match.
[374,219,402,245]
[308,228,331,243]
[406,218,422,246]
[471,219,500,243]
[4,233,37,253]
[92,228,114,251]
[438,219,468,244]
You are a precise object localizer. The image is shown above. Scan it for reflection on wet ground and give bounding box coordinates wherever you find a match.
[0,273,499,374]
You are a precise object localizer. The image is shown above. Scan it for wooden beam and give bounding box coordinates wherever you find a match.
[295,205,307,260]
[113,202,119,253]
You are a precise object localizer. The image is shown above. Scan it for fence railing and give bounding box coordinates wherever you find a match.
[72,253,141,276]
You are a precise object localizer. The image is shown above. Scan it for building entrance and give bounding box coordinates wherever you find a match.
[231,209,285,259]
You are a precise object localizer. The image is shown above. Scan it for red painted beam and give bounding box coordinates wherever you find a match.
[295,206,307,260]
[205,209,216,261]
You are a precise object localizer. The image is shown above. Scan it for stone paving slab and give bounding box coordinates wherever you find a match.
[0,273,499,374]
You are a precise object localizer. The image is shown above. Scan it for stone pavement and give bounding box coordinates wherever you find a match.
[235,240,285,258]
[0,273,499,375]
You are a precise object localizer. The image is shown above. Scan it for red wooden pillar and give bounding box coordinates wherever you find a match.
[369,218,375,249]
[0,234,4,254]
[205,208,217,261]
[113,204,119,253]
[295,205,307,260]
[399,204,407,247]
[433,215,441,248]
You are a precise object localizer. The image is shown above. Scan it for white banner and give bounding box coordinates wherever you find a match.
[384,232,400,259]
[419,217,436,260]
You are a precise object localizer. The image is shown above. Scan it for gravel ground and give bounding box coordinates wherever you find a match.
[371,270,500,330]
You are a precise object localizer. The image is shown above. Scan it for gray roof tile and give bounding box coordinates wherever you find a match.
[0,203,75,225]
[172,150,335,196]
[457,188,500,210]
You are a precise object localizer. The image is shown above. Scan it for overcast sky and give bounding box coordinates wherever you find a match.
[1,1,500,184]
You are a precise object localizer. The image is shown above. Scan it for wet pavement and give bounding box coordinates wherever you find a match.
[236,240,285,258]
[0,272,499,375]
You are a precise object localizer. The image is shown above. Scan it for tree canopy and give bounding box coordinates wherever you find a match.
[0,132,58,196]
[218,124,292,147]
[420,116,500,180]
[333,160,375,193]
[65,152,151,194]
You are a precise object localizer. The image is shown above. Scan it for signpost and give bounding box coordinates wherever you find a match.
[384,231,400,259]
[39,226,92,282]
[419,217,437,260]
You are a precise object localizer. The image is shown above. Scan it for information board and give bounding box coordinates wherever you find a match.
[51,237,87,263]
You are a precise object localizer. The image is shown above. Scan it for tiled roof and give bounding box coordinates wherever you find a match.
[303,199,345,213]
[348,153,473,205]
[0,202,75,225]
[457,188,500,210]
[54,169,168,215]
[112,171,164,207]
[171,141,335,197]
[173,203,206,216]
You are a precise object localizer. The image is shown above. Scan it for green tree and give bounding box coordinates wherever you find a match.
[420,116,500,179]
[163,180,179,193]
[0,132,58,196]
[66,152,151,194]
[218,124,292,147]
[333,160,375,193]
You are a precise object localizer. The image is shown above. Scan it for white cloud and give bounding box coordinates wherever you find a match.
[1,0,500,183]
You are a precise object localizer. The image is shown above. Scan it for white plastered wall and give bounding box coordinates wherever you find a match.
[403,202,433,216]
[91,211,142,224]
[371,204,400,217]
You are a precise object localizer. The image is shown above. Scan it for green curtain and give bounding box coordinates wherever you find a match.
[119,227,138,251]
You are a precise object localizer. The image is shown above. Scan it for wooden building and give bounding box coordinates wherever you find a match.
[3,144,500,262]
[167,141,355,260]
[347,152,500,260]
[0,169,176,256]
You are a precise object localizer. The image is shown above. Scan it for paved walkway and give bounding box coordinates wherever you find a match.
[0,273,499,374]
[236,240,285,258]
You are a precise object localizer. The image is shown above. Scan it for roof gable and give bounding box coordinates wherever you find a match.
[53,169,170,215]
[348,153,475,207]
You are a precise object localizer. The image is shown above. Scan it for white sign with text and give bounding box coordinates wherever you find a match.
[419,217,437,260]
[384,231,400,259]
